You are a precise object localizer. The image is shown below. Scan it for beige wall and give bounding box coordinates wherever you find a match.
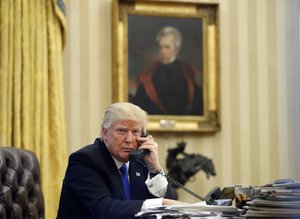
[63,0,300,203]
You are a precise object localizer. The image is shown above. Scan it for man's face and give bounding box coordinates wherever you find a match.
[158,35,178,64]
[102,120,142,163]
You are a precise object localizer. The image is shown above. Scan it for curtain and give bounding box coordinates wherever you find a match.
[0,0,67,218]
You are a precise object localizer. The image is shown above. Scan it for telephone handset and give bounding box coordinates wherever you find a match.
[129,130,223,205]
[129,130,150,160]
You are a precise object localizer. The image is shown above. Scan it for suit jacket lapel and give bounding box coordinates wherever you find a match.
[98,140,127,200]
[129,160,149,199]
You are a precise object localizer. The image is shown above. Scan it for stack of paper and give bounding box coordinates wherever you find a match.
[244,181,300,218]
[135,203,243,218]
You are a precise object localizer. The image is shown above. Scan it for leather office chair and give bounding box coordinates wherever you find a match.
[0,147,44,219]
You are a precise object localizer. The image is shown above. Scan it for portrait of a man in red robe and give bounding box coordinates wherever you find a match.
[128,15,203,116]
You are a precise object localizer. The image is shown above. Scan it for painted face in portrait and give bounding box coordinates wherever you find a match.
[102,120,142,163]
[158,35,179,64]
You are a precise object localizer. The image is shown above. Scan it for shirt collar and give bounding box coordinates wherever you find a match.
[111,155,129,170]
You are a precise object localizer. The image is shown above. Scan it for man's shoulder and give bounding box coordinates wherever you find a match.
[177,59,195,78]
[140,60,160,75]
[177,59,193,69]
[70,138,104,159]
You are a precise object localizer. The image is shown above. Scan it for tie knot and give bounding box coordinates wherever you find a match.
[120,164,127,173]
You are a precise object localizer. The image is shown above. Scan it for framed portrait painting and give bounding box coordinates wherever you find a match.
[112,0,220,132]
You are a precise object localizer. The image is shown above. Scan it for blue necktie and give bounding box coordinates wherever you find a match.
[120,164,131,200]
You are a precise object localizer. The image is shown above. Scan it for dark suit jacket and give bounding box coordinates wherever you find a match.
[56,138,174,219]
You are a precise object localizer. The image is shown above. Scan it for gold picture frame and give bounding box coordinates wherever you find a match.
[112,0,220,132]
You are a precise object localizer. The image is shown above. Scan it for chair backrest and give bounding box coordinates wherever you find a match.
[0,147,44,219]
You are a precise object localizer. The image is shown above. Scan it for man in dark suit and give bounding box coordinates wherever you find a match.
[56,102,182,219]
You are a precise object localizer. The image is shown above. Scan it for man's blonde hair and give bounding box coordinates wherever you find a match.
[101,102,148,137]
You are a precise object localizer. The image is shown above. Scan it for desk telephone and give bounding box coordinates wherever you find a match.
[129,131,233,205]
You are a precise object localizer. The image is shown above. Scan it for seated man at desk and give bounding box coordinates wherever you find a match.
[56,102,183,219]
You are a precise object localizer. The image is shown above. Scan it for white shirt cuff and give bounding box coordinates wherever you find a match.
[145,171,168,197]
[141,198,163,211]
